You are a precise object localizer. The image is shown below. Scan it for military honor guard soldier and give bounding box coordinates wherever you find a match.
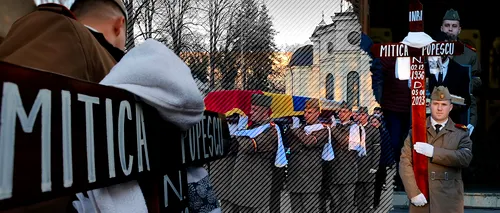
[223,94,286,213]
[319,101,358,213]
[440,8,481,133]
[352,107,382,212]
[400,86,473,213]
[210,114,242,209]
[286,99,335,213]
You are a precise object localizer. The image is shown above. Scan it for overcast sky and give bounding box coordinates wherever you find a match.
[266,0,343,48]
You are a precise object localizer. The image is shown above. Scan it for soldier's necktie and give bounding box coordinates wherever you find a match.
[359,126,363,141]
[435,124,442,134]
[438,71,443,85]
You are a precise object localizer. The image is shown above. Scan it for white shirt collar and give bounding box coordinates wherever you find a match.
[441,57,449,68]
[436,57,450,80]
[430,117,448,131]
[85,25,99,33]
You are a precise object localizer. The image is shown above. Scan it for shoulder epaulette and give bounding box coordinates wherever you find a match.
[463,42,477,52]
[455,123,468,131]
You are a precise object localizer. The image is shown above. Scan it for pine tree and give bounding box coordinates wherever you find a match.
[217,0,276,91]
[248,2,276,91]
[239,0,259,90]
[219,4,242,90]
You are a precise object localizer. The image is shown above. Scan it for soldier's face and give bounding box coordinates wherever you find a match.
[250,105,270,122]
[338,108,351,122]
[353,112,360,121]
[441,20,461,40]
[431,100,453,122]
[371,118,380,127]
[304,108,320,124]
[359,113,368,124]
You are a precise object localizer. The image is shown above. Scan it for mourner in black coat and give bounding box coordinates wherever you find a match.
[426,31,471,125]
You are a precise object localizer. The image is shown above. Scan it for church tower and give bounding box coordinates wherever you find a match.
[315,9,377,112]
[286,7,378,113]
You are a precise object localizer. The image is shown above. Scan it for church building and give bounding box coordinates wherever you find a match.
[285,9,379,114]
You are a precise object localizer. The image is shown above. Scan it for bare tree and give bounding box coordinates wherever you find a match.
[198,0,235,88]
[218,3,242,90]
[124,0,136,50]
[157,0,198,55]
[130,0,158,41]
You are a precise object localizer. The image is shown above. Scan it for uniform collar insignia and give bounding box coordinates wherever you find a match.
[455,123,468,130]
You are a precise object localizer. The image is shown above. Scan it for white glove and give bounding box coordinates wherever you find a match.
[467,124,474,136]
[330,115,337,127]
[414,142,434,157]
[410,193,428,207]
[304,124,323,135]
[291,117,301,129]
[72,193,96,213]
[34,0,73,8]
[354,144,366,157]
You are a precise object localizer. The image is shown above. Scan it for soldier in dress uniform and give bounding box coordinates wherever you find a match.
[211,113,244,209]
[323,101,358,213]
[371,115,395,213]
[441,8,481,131]
[353,107,381,212]
[286,98,334,213]
[224,94,287,213]
[400,86,473,212]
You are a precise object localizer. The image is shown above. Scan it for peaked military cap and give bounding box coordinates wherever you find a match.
[443,9,460,21]
[431,86,452,101]
[251,94,272,107]
[305,98,320,110]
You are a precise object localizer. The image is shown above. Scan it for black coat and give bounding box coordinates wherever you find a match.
[426,59,471,125]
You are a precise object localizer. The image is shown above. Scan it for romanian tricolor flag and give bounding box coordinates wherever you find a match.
[205,90,321,121]
[204,90,263,117]
[263,92,306,118]
[291,96,311,112]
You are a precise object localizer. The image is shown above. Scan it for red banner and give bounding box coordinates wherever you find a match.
[409,56,429,199]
